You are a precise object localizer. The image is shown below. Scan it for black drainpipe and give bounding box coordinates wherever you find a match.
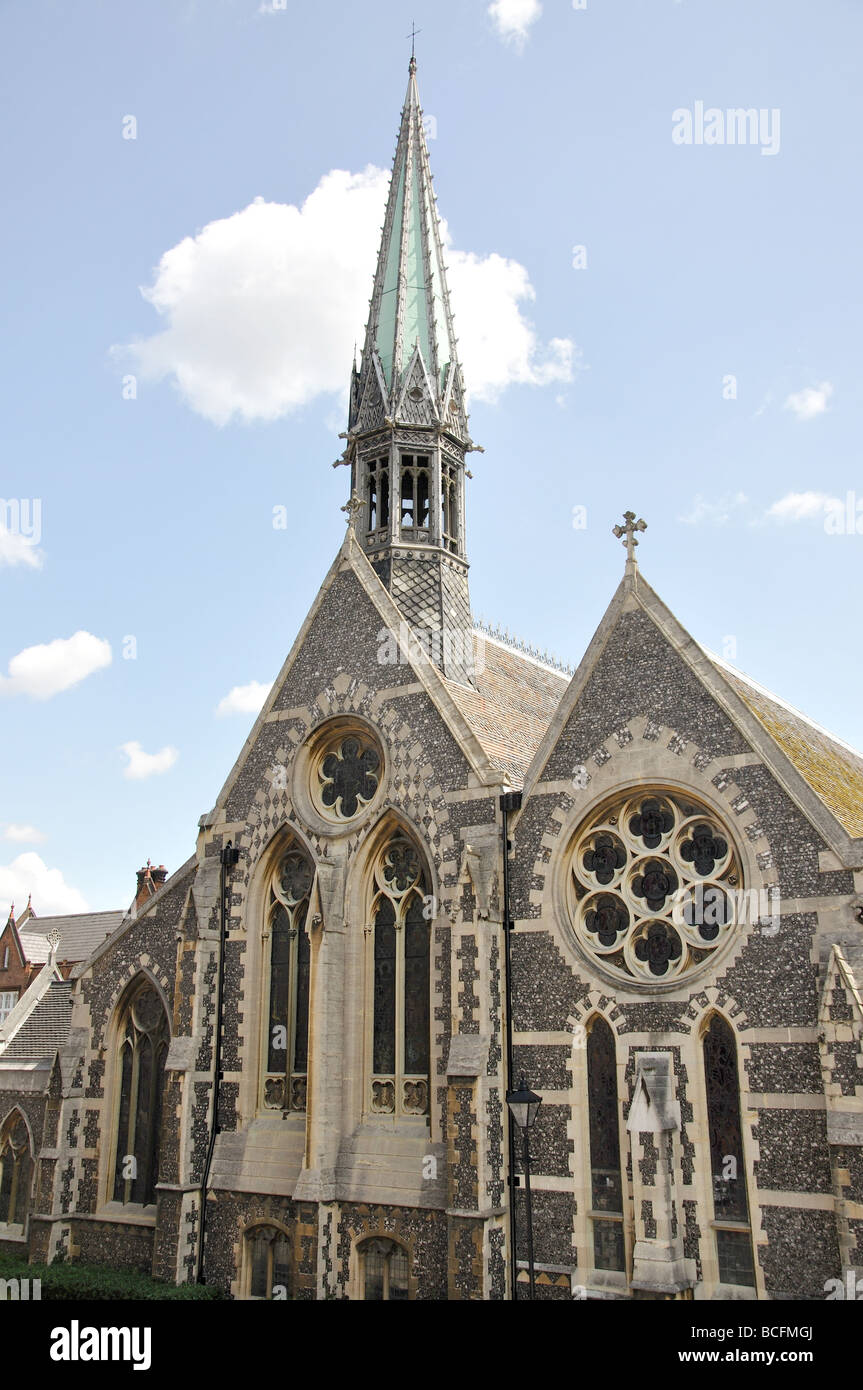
[500,790,522,1300]
[197,839,240,1285]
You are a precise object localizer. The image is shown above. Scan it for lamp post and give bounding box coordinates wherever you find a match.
[506,1075,542,1300]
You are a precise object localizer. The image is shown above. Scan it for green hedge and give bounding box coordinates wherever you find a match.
[0,1252,225,1301]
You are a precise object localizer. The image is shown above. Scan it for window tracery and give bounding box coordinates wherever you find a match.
[368,835,430,1118]
[316,733,381,822]
[0,1111,31,1229]
[703,1015,756,1287]
[245,1224,292,1299]
[586,1019,625,1273]
[358,1237,409,1300]
[568,791,742,984]
[263,846,313,1113]
[111,980,169,1206]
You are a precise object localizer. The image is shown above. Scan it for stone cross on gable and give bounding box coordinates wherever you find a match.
[613,510,647,564]
[341,493,365,532]
[47,927,62,955]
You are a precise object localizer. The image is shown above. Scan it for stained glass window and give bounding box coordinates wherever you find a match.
[370,836,430,1117]
[569,790,741,984]
[264,845,313,1112]
[703,1015,756,1287]
[586,1018,625,1272]
[246,1225,292,1300]
[359,1238,410,1300]
[112,980,169,1205]
[0,1112,32,1227]
[319,736,380,820]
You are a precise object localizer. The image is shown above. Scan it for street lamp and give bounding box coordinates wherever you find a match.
[506,1075,542,1300]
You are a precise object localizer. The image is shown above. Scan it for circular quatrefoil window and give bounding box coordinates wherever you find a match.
[314,728,383,822]
[568,790,743,985]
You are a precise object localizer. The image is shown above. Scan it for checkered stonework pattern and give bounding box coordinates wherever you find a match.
[373,550,476,689]
[238,677,456,907]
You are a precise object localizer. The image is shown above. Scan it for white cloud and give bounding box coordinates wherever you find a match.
[678,492,749,525]
[0,631,111,700]
[216,680,273,717]
[3,824,46,845]
[446,249,575,400]
[488,0,542,49]
[0,852,89,916]
[116,167,574,424]
[0,527,43,570]
[120,741,179,780]
[766,491,840,523]
[783,381,833,421]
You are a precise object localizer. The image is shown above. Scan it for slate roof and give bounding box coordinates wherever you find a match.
[442,632,569,784]
[2,980,73,1060]
[16,931,52,964]
[441,630,863,840]
[707,652,863,839]
[21,910,124,963]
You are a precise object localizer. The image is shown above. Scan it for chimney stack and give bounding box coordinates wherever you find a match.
[135,861,168,911]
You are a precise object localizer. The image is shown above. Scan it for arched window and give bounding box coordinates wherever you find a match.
[0,1111,32,1230]
[244,1224,292,1300]
[368,835,430,1118]
[263,845,313,1113]
[399,454,430,536]
[441,461,458,552]
[358,1237,409,1300]
[111,980,169,1206]
[367,456,389,538]
[703,1014,755,1287]
[586,1018,625,1273]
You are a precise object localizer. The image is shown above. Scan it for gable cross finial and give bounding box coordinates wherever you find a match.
[341,493,365,533]
[613,510,647,567]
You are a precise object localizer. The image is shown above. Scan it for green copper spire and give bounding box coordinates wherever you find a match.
[350,58,467,435]
[342,60,477,690]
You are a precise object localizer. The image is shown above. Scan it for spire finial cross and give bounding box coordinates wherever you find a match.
[613,510,647,565]
[406,21,421,70]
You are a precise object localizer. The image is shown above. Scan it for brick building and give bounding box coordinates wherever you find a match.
[0,58,861,1299]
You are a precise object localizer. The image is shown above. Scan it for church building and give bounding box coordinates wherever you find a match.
[1,59,861,1301]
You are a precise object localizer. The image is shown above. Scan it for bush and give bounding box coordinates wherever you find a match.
[0,1252,225,1300]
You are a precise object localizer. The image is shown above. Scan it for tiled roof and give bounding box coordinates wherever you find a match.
[22,910,124,962]
[16,931,52,964]
[442,632,569,785]
[708,653,863,839]
[2,980,73,1060]
[441,632,863,840]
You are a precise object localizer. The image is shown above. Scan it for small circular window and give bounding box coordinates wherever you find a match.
[568,789,743,985]
[313,728,383,823]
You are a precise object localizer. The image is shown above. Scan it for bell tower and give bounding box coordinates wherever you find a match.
[338,58,479,687]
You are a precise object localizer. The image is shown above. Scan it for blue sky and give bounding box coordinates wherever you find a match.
[1,0,861,914]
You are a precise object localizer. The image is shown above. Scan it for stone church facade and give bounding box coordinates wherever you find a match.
[0,60,861,1302]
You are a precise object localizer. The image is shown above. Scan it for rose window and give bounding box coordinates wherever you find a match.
[315,731,382,821]
[569,791,742,983]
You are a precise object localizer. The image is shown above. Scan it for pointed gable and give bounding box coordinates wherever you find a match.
[524,569,863,866]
